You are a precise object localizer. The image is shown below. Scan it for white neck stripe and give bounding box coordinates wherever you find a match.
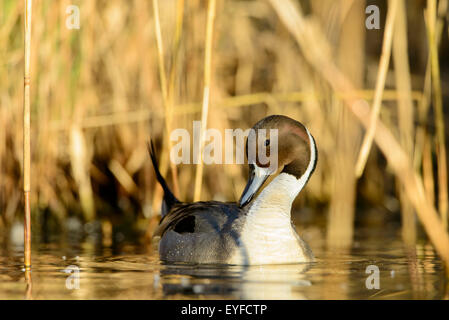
[278,126,316,200]
[297,127,317,189]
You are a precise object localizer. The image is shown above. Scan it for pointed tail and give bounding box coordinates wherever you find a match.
[147,141,179,216]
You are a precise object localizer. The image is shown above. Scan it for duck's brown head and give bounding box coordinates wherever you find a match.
[239,115,317,207]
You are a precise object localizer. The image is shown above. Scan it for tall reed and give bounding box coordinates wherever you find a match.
[152,0,180,197]
[426,0,448,229]
[326,0,364,248]
[393,0,416,244]
[355,0,398,177]
[23,0,32,269]
[193,0,216,201]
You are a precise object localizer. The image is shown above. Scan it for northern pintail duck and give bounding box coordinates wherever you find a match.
[150,115,317,265]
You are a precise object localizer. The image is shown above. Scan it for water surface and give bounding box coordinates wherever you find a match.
[0,226,446,299]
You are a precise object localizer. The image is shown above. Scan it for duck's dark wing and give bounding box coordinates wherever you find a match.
[153,201,242,238]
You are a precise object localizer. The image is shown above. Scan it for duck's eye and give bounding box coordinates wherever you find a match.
[264,139,270,146]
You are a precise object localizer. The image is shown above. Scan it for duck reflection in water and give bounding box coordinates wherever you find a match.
[157,262,312,299]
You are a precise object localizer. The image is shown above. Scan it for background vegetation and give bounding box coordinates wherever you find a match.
[1,0,449,266]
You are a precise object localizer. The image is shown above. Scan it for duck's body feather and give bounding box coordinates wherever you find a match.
[154,199,312,265]
[155,201,247,264]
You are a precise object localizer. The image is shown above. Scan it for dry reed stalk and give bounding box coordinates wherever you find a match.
[46,89,424,132]
[413,60,431,171]
[167,0,184,101]
[70,126,95,221]
[25,268,32,299]
[426,0,448,229]
[152,0,180,197]
[23,0,32,269]
[193,0,216,201]
[355,0,399,177]
[327,97,358,247]
[166,0,184,198]
[109,159,138,194]
[414,56,438,208]
[393,0,416,243]
[423,134,436,206]
[149,0,184,218]
[269,0,449,271]
[326,0,364,248]
[413,9,443,172]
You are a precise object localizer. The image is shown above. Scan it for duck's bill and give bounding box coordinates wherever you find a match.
[238,166,272,207]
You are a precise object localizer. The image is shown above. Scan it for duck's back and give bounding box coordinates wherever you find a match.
[155,201,245,264]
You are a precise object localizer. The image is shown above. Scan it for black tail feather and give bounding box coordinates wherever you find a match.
[147,140,179,216]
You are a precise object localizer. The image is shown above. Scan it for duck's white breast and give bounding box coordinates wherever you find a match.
[228,173,311,265]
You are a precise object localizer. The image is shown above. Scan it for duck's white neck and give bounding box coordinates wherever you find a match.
[235,172,312,265]
[247,127,316,218]
[246,173,303,218]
